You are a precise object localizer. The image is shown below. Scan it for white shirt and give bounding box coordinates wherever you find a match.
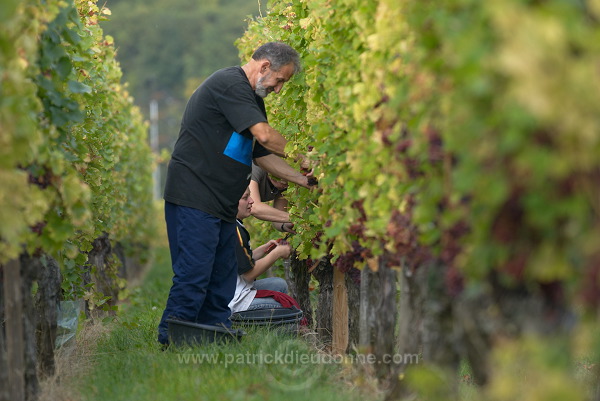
[228,275,256,313]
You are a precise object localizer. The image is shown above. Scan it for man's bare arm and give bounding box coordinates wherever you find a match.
[243,243,291,282]
[249,180,290,223]
[249,122,287,157]
[254,154,310,188]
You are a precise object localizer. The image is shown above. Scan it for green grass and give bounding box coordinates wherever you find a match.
[75,247,377,401]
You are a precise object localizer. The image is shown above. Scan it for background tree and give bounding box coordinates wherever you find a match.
[101,0,268,169]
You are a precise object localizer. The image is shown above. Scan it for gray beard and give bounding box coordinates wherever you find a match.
[255,84,268,98]
[255,77,269,98]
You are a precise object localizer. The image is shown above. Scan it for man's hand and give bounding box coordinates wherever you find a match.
[303,169,318,187]
[265,239,291,258]
[298,152,318,188]
[280,222,297,234]
[297,153,311,171]
[274,242,292,259]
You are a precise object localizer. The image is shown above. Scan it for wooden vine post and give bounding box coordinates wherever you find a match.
[332,267,349,354]
[2,259,25,401]
[359,264,377,350]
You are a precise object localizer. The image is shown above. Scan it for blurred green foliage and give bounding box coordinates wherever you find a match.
[101,0,268,151]
[1,0,157,305]
[236,0,600,398]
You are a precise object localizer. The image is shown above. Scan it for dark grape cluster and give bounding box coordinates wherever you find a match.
[334,240,371,274]
[26,166,53,189]
[30,222,47,235]
[395,139,412,154]
[440,220,470,267]
[425,126,444,164]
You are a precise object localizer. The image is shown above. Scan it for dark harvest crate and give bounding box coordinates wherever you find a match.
[167,319,244,347]
[230,307,303,335]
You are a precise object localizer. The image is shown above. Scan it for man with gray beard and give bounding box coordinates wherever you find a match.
[158,42,315,345]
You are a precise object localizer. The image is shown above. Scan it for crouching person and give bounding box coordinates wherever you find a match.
[229,187,301,313]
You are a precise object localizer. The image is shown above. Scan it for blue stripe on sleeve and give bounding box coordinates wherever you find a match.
[223,131,252,166]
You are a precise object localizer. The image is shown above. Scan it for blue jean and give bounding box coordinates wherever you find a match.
[247,277,288,310]
[157,202,237,344]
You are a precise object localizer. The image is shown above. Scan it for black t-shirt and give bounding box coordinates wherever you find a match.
[235,220,254,275]
[251,163,282,202]
[164,66,271,222]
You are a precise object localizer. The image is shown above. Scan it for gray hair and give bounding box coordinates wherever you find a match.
[252,42,301,74]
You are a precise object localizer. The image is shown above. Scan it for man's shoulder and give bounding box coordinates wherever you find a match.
[201,66,255,100]
[207,66,246,84]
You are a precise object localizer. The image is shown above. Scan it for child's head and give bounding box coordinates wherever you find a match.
[236,187,254,220]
